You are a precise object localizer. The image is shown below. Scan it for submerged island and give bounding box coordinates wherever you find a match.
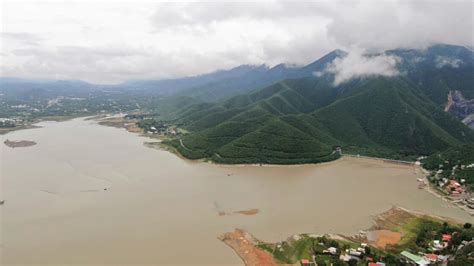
[4,139,37,148]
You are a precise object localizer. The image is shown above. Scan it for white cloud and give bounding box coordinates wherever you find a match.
[1,0,472,83]
[322,50,401,85]
[435,56,463,68]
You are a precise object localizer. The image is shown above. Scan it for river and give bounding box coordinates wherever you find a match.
[1,118,472,265]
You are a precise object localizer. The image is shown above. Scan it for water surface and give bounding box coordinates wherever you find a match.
[1,118,472,265]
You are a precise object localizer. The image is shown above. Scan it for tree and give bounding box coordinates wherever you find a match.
[347,259,358,266]
[463,223,472,229]
[449,256,472,266]
[365,246,372,256]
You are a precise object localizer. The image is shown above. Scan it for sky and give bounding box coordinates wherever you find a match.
[1,0,473,84]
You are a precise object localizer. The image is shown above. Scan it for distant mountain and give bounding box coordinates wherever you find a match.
[0,78,99,101]
[388,44,474,104]
[0,48,345,103]
[182,49,347,101]
[119,64,269,94]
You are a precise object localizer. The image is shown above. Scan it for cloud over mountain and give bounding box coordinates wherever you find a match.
[1,0,472,83]
[322,50,401,85]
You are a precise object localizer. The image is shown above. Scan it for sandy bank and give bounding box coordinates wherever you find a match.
[218,229,280,266]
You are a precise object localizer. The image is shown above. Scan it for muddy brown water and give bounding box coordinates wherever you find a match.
[1,118,472,265]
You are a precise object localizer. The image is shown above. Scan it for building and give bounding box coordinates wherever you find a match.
[300,259,315,266]
[424,253,438,262]
[400,251,430,265]
[442,234,452,242]
[431,240,448,251]
[328,247,337,255]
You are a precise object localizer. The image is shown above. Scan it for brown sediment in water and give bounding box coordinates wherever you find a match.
[234,209,259,215]
[218,229,279,266]
[352,207,462,249]
[366,229,402,248]
[4,139,36,148]
[349,207,413,249]
[217,208,259,216]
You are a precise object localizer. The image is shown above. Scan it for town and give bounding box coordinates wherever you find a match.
[421,146,474,215]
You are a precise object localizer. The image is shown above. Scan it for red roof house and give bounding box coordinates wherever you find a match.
[300,259,311,266]
[442,234,452,241]
[424,253,438,262]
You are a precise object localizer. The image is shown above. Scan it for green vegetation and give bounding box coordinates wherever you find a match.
[163,75,474,164]
[2,44,473,165]
[255,209,474,265]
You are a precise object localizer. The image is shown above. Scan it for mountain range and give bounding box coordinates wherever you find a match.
[1,44,473,164]
[158,44,474,163]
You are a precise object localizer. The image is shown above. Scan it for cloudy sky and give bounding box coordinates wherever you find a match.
[1,0,472,84]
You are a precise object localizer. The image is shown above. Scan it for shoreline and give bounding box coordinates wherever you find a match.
[421,176,474,216]
[9,115,472,217]
[220,207,464,266]
[0,124,40,135]
[91,114,423,168]
[0,114,91,135]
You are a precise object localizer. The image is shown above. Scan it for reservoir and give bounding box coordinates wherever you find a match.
[1,118,472,265]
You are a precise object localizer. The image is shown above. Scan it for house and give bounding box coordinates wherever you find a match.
[368,263,386,266]
[327,247,337,255]
[437,255,448,263]
[300,259,309,266]
[448,180,461,188]
[340,254,352,262]
[431,240,447,250]
[424,253,438,262]
[400,251,430,265]
[348,249,362,257]
[442,234,452,242]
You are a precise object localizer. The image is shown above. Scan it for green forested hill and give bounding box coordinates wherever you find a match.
[388,44,474,105]
[164,74,474,164]
[2,45,471,164]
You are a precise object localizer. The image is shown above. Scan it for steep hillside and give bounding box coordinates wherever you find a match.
[309,78,472,158]
[389,44,474,105]
[163,75,474,164]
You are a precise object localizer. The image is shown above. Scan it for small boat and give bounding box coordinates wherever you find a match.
[417,178,424,182]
